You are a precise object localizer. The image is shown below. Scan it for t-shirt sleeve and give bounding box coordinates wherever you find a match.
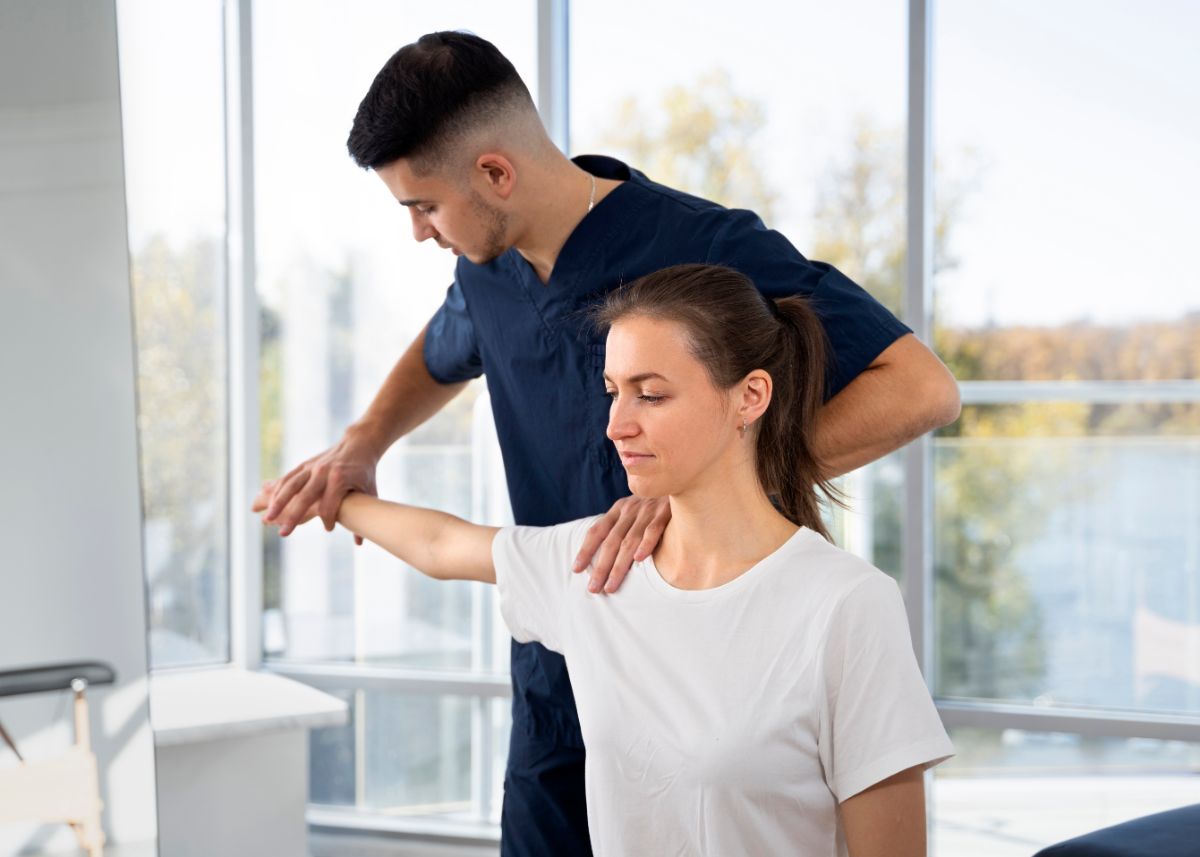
[706,208,911,398]
[817,573,954,801]
[423,275,484,384]
[491,516,598,655]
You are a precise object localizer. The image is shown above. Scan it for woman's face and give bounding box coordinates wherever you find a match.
[604,315,743,498]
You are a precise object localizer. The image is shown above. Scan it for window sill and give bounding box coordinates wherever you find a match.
[149,665,348,746]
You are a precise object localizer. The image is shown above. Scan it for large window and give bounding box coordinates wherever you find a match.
[119,0,230,669]
[253,0,535,826]
[930,1,1200,852]
[121,0,1200,849]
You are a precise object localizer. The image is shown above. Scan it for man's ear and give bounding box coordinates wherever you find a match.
[475,153,517,201]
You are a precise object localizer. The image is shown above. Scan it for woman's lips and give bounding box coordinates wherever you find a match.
[619,452,654,466]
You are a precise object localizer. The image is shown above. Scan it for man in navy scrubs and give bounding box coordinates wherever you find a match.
[260,30,960,857]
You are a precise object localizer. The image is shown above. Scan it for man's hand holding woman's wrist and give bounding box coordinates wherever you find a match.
[256,428,383,541]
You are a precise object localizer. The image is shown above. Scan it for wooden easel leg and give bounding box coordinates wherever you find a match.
[72,684,106,856]
[69,818,106,857]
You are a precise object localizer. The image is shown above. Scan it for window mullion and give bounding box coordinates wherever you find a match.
[224,0,262,670]
[904,0,935,680]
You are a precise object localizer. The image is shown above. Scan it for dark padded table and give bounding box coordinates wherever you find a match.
[1033,804,1200,857]
[0,661,116,698]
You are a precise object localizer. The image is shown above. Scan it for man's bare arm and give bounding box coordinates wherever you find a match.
[259,324,468,535]
[812,333,960,479]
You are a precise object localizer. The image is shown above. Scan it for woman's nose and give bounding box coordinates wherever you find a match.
[606,400,637,441]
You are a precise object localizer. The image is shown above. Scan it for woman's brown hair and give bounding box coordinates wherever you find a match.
[594,263,839,540]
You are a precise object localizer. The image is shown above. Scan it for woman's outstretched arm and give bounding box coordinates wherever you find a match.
[335,493,499,583]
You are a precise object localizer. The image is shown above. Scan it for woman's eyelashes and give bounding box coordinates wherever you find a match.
[605,389,666,405]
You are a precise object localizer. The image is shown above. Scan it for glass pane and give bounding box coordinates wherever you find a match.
[934,403,1200,712]
[255,2,534,670]
[934,2,1200,380]
[310,688,510,825]
[489,696,510,824]
[118,0,229,668]
[934,728,1200,857]
[825,451,905,582]
[571,0,907,317]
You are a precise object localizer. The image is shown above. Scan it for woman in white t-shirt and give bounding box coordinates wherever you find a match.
[265,263,954,856]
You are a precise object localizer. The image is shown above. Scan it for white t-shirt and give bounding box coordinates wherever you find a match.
[493,516,954,857]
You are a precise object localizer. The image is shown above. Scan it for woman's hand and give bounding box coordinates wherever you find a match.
[253,480,322,529]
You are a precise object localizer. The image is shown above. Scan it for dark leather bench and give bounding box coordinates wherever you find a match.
[1033,803,1200,857]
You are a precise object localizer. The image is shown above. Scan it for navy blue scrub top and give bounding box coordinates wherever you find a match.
[424,155,911,745]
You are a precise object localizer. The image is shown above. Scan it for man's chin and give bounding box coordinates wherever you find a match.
[464,249,507,266]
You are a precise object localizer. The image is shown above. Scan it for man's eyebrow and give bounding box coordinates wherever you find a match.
[397,199,431,207]
[602,372,670,384]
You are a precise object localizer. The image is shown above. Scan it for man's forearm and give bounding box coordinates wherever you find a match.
[348,324,469,457]
[812,334,960,478]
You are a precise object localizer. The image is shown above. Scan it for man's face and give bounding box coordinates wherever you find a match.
[376,158,509,264]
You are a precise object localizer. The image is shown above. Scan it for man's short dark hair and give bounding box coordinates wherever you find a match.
[347,31,535,172]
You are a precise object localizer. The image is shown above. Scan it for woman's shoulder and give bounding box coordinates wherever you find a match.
[777,527,899,603]
[502,514,604,538]
[496,514,605,569]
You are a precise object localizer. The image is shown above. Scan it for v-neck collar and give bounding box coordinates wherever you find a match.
[509,156,639,297]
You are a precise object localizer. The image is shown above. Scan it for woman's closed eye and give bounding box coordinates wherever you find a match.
[605,389,666,404]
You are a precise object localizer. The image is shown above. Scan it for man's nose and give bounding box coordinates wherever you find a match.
[410,211,436,243]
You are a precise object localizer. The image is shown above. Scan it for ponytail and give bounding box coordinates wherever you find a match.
[756,297,840,539]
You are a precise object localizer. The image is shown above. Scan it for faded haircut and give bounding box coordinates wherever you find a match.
[347,30,537,174]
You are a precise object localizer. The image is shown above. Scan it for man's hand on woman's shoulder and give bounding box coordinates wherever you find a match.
[572,496,671,594]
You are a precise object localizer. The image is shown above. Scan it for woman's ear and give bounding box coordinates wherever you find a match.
[739,369,774,428]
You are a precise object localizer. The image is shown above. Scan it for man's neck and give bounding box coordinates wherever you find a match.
[513,160,620,284]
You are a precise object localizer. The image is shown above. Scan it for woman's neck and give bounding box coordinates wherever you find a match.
[653,469,800,591]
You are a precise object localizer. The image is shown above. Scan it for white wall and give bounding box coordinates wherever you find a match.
[0,1,158,854]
